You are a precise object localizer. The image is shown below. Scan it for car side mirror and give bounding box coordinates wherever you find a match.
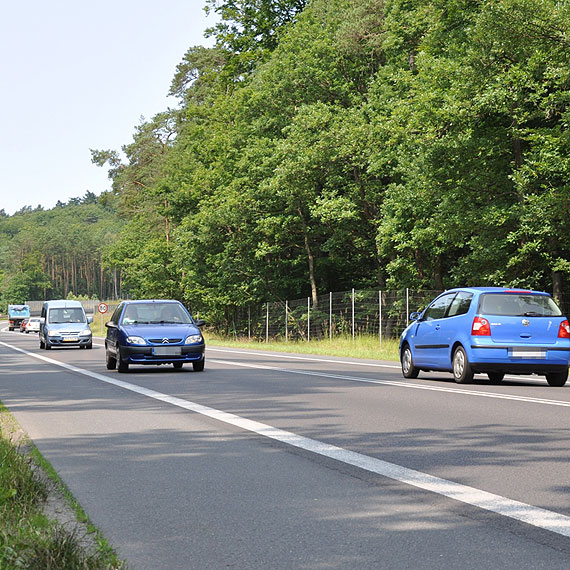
[105,321,117,329]
[409,311,421,321]
[195,319,205,327]
[87,316,93,324]
[40,317,45,324]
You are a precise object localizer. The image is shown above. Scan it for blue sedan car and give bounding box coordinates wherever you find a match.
[400,287,570,386]
[105,300,205,373]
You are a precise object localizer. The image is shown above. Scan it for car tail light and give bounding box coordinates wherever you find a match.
[558,319,570,338]
[472,316,491,336]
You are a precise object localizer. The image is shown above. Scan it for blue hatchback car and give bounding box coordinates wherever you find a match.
[400,287,570,386]
[105,300,205,373]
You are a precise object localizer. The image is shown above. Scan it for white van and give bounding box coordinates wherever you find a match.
[39,300,93,350]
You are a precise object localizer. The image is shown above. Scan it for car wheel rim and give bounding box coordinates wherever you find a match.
[403,349,411,373]
[454,351,464,378]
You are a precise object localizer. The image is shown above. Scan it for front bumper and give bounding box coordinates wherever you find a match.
[47,336,92,347]
[120,344,205,364]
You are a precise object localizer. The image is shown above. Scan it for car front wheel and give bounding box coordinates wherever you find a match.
[106,350,117,370]
[117,348,129,373]
[453,346,473,384]
[401,345,419,379]
[193,358,205,372]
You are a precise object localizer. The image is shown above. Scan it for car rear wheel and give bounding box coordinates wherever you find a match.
[453,347,473,384]
[546,370,568,387]
[487,372,504,384]
[39,338,45,349]
[401,345,419,379]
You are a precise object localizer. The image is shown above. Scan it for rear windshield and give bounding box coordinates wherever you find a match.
[479,293,562,317]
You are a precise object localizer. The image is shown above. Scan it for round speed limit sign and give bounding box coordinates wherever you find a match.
[98,303,109,314]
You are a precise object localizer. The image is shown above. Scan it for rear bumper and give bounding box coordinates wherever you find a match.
[469,344,570,374]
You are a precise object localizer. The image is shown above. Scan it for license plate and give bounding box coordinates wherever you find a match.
[510,347,546,359]
[62,336,77,342]
[153,346,181,356]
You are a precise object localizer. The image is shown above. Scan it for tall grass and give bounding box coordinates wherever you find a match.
[0,405,126,569]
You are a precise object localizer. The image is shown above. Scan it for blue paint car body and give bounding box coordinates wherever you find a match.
[399,287,570,386]
[105,299,205,373]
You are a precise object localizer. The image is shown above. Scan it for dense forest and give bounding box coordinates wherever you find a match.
[1,0,570,324]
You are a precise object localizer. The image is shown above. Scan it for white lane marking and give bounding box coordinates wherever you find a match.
[2,342,570,536]
[207,346,554,385]
[208,358,570,408]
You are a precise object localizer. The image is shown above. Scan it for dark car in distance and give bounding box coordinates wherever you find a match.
[105,300,205,373]
[400,287,570,386]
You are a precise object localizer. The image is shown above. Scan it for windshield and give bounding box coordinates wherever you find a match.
[479,293,562,317]
[121,303,192,325]
[48,307,86,323]
[11,307,29,315]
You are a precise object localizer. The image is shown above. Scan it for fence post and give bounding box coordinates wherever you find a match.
[266,303,269,343]
[285,300,288,342]
[352,287,354,340]
[329,291,332,339]
[406,288,409,324]
[379,290,382,347]
[307,297,310,342]
[248,305,251,341]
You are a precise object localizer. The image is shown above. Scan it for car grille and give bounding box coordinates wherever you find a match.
[148,338,183,344]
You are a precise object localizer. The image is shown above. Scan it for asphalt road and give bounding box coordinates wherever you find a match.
[1,325,570,569]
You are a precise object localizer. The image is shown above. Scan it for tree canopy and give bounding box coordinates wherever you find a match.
[2,0,569,323]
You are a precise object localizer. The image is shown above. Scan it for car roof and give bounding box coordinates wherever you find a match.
[445,287,550,296]
[124,299,181,304]
[44,300,84,308]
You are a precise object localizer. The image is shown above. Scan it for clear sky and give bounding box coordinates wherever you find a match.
[0,0,213,215]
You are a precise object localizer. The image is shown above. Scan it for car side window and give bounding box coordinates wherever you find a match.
[110,304,124,324]
[423,293,456,321]
[447,292,473,317]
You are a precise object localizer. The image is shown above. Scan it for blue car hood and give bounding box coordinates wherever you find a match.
[121,323,201,341]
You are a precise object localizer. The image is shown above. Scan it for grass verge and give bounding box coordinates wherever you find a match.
[0,403,126,569]
[207,333,401,362]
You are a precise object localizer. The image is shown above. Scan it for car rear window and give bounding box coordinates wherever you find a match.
[479,293,562,317]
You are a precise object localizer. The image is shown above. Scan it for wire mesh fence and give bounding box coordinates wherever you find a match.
[236,289,442,343]
[25,289,570,342]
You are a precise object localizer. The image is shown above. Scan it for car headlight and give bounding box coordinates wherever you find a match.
[126,336,146,345]
[185,335,203,344]
[47,330,60,338]
[80,329,92,337]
